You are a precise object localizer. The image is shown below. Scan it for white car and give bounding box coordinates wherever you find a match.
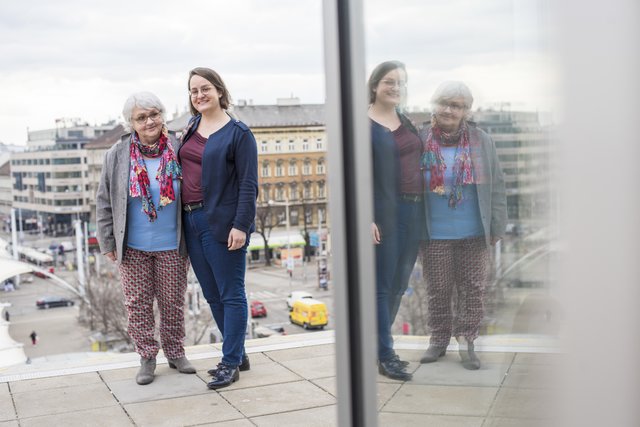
[286,291,314,310]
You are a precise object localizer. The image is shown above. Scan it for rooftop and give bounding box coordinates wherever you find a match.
[0,332,558,426]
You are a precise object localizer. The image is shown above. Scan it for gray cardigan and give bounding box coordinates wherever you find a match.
[96,133,187,263]
[421,123,507,246]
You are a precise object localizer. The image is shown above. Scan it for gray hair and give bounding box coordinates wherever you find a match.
[122,91,166,131]
[430,81,474,118]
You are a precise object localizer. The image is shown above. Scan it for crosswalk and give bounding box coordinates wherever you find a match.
[246,290,280,301]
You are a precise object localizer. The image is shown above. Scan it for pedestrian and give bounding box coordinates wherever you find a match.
[96,91,196,385]
[30,331,37,345]
[418,81,507,370]
[368,60,424,381]
[4,310,9,322]
[180,67,258,390]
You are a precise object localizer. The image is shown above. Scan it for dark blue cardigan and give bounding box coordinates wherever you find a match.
[179,114,258,242]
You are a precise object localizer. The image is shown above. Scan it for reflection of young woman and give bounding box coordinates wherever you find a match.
[368,61,424,381]
[419,81,506,370]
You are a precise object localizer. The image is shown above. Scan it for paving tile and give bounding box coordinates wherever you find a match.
[502,363,556,389]
[191,420,254,427]
[19,405,133,427]
[411,361,510,387]
[0,421,19,427]
[9,372,102,393]
[279,355,335,380]
[220,380,335,418]
[106,370,208,404]
[312,377,401,410]
[124,393,243,427]
[513,352,562,365]
[0,383,15,422]
[264,344,334,362]
[13,383,117,419]
[250,405,337,427]
[484,417,550,427]
[383,384,498,416]
[379,413,483,427]
[98,367,139,383]
[196,360,302,390]
[489,387,555,419]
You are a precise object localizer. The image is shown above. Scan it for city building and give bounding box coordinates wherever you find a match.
[9,120,118,235]
[169,98,329,231]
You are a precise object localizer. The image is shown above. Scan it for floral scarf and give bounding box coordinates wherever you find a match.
[129,128,182,221]
[422,118,474,209]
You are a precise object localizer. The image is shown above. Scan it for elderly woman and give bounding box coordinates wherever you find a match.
[96,92,195,385]
[419,81,506,370]
[179,67,258,390]
[369,61,424,381]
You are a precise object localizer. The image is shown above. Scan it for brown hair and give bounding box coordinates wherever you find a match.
[367,60,406,104]
[188,67,232,115]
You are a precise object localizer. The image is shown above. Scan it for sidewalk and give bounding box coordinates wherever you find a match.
[0,332,559,426]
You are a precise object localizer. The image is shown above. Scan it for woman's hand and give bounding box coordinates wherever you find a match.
[228,228,247,250]
[105,251,117,262]
[372,223,381,244]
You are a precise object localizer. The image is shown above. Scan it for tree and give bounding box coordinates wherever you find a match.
[255,201,284,266]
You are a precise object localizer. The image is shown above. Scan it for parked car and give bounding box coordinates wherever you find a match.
[250,300,267,318]
[286,291,314,310]
[36,296,74,309]
[289,298,328,330]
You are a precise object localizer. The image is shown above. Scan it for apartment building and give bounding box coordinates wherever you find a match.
[10,121,118,235]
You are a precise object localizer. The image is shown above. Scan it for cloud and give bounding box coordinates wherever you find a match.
[0,0,557,145]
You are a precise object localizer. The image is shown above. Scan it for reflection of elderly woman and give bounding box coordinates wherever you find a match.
[97,92,195,385]
[419,82,506,370]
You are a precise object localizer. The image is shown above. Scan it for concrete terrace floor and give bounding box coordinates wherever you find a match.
[0,332,560,427]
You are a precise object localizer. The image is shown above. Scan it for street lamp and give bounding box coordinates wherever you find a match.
[268,197,292,292]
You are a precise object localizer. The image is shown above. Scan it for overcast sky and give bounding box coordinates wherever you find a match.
[0,0,556,146]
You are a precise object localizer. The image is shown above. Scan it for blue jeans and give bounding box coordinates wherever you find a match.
[388,199,423,323]
[183,209,248,367]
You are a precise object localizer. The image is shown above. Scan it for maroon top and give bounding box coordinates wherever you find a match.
[180,131,207,204]
[393,125,423,194]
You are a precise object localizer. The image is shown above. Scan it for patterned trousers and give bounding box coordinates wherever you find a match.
[420,237,489,347]
[119,248,188,360]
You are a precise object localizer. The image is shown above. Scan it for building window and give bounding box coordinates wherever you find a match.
[288,161,298,176]
[275,140,282,152]
[275,160,284,177]
[261,141,268,153]
[288,139,295,151]
[290,209,299,226]
[290,183,298,201]
[302,142,309,151]
[304,183,312,199]
[316,138,323,149]
[275,186,285,201]
[303,161,311,175]
[305,209,313,225]
[316,159,325,174]
[318,182,325,199]
[261,161,270,177]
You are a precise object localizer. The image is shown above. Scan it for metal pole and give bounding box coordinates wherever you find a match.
[10,209,20,287]
[285,197,292,293]
[83,221,89,278]
[75,220,85,296]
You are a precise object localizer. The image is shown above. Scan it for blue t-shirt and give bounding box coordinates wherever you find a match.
[426,146,485,240]
[126,157,179,251]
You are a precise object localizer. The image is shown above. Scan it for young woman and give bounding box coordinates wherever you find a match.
[179,67,258,389]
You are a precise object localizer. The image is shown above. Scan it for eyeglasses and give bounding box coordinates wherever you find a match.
[132,111,162,125]
[189,86,215,98]
[437,102,467,112]
[380,79,407,88]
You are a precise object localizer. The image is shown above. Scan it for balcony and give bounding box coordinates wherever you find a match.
[0,332,557,426]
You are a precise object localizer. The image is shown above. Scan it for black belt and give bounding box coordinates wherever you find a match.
[399,193,423,202]
[183,201,204,212]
